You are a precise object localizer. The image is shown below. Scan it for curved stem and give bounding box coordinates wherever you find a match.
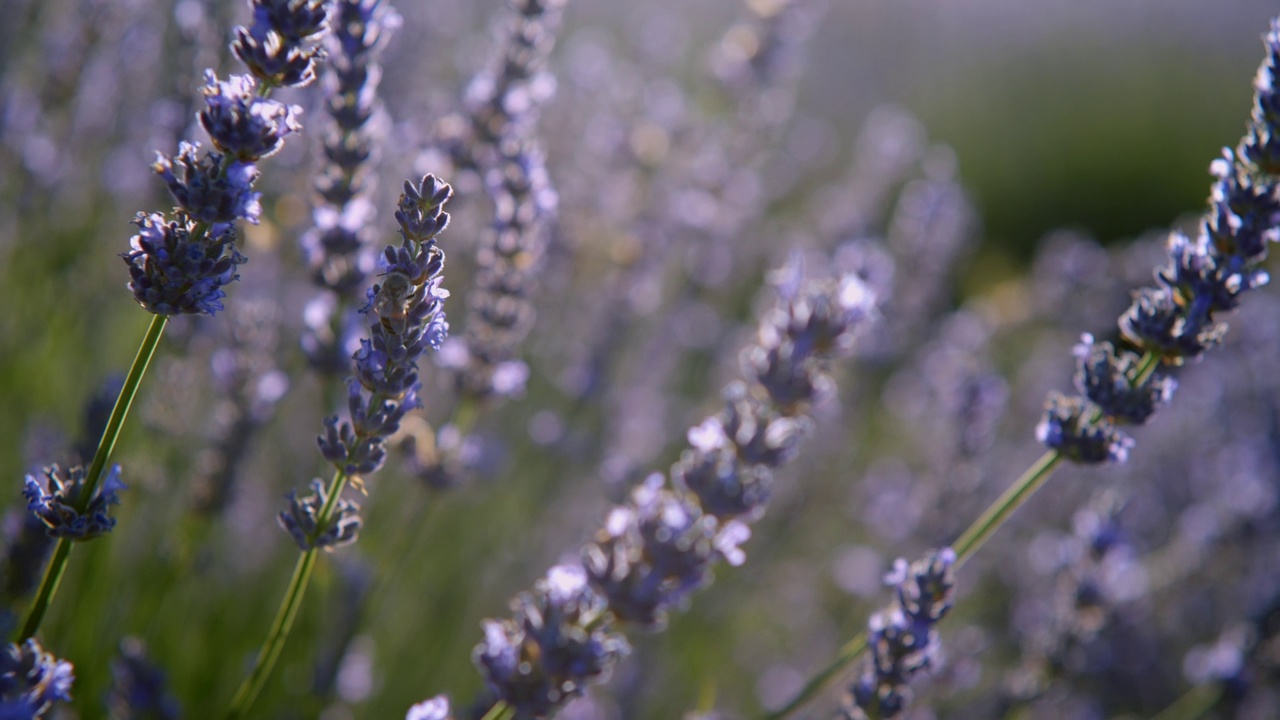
[1149,683,1222,720]
[763,352,1161,718]
[17,313,169,641]
[227,469,349,718]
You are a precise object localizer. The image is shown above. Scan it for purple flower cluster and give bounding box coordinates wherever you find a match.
[22,464,125,541]
[287,175,451,549]
[1038,19,1280,464]
[0,639,74,719]
[301,0,403,372]
[121,0,328,317]
[468,269,877,716]
[842,548,957,720]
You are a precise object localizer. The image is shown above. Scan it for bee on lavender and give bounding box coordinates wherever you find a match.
[371,270,417,336]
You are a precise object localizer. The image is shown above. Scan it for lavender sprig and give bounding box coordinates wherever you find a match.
[841,549,957,720]
[462,266,877,718]
[16,0,331,644]
[229,175,451,718]
[767,18,1280,719]
[301,0,403,375]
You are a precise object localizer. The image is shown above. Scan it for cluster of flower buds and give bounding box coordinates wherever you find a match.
[469,267,877,716]
[1039,20,1280,464]
[122,0,330,317]
[0,638,74,719]
[841,548,957,720]
[286,175,452,550]
[23,464,125,541]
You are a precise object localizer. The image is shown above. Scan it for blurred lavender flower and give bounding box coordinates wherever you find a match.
[301,0,403,373]
[106,638,180,720]
[406,694,452,720]
[473,266,876,715]
[23,464,125,541]
[474,564,629,718]
[842,548,957,720]
[0,639,73,719]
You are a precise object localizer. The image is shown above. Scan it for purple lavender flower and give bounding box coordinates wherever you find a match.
[473,266,876,716]
[278,479,363,551]
[121,212,246,317]
[474,564,629,717]
[1039,20,1280,464]
[842,548,957,720]
[231,0,330,88]
[0,639,73,719]
[198,72,302,163]
[23,464,126,541]
[153,141,262,225]
[293,175,451,544]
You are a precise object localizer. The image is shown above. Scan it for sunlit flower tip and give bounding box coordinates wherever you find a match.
[23,464,126,541]
[152,142,263,225]
[199,71,303,162]
[1243,19,1280,173]
[0,639,74,718]
[405,695,451,720]
[231,0,330,88]
[277,479,362,551]
[395,175,453,243]
[121,212,246,317]
[1071,335,1176,426]
[1036,392,1134,465]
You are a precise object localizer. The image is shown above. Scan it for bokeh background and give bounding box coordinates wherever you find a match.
[1,0,1278,718]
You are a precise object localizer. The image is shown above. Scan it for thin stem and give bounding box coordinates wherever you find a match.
[479,700,512,720]
[226,468,349,718]
[763,352,1162,718]
[1149,683,1223,720]
[952,450,1063,564]
[226,548,319,719]
[17,313,169,641]
[762,631,867,720]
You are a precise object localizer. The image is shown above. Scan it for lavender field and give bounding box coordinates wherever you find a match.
[1,0,1279,718]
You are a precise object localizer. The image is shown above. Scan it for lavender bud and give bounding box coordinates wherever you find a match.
[473,564,629,717]
[278,479,363,550]
[121,212,246,317]
[231,0,330,88]
[405,695,452,720]
[0,639,74,718]
[198,71,302,162]
[1071,334,1176,425]
[107,638,180,720]
[23,464,126,541]
[1036,392,1134,465]
[152,141,262,225]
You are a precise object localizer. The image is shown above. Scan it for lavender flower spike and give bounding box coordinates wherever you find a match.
[1039,18,1280,464]
[841,548,957,720]
[406,695,452,720]
[474,266,877,717]
[294,175,451,544]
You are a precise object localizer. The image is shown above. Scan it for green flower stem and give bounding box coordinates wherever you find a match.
[1149,683,1223,720]
[17,313,169,642]
[479,700,512,720]
[763,352,1161,719]
[227,468,350,719]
